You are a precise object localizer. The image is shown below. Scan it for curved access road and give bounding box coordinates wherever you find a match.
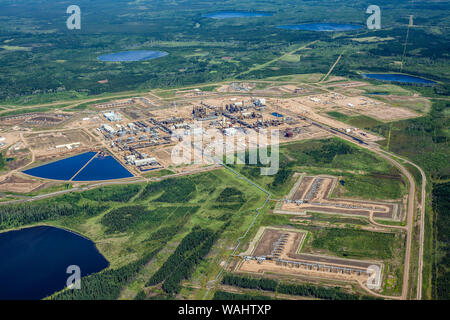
[368,148,415,300]
[380,150,427,300]
[308,119,424,300]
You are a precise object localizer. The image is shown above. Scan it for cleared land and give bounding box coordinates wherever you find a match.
[279,175,403,221]
[239,227,382,288]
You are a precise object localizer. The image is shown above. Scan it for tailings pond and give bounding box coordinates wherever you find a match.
[23,152,134,181]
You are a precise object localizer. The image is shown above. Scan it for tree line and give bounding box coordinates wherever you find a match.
[81,184,141,203]
[51,248,162,300]
[432,182,450,299]
[0,194,107,230]
[147,225,225,295]
[221,274,380,300]
[138,177,196,203]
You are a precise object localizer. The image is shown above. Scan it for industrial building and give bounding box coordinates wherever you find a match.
[102,124,116,134]
[104,111,123,122]
[134,158,158,167]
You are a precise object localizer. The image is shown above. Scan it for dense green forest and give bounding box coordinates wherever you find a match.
[0,194,108,230]
[0,182,151,230]
[215,187,245,203]
[277,282,378,300]
[138,177,197,202]
[432,182,450,300]
[147,226,222,295]
[81,185,141,203]
[0,0,449,104]
[222,274,278,292]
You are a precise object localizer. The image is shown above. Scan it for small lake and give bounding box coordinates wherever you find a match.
[277,23,363,32]
[203,11,273,19]
[98,50,168,62]
[363,73,437,84]
[0,226,108,300]
[23,152,134,181]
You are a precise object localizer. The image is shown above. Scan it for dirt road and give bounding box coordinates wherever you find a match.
[381,151,427,300]
[311,120,425,300]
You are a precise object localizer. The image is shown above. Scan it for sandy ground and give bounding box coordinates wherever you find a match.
[239,227,381,285]
[286,93,418,122]
[0,174,43,193]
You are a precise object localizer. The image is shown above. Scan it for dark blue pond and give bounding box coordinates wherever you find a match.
[23,152,134,181]
[98,50,168,62]
[363,73,437,84]
[277,23,363,32]
[0,226,109,300]
[203,11,273,19]
[23,152,96,181]
[72,155,134,181]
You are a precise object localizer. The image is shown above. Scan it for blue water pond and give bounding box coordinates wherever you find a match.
[98,50,168,62]
[23,152,97,181]
[72,155,134,182]
[203,11,273,19]
[363,73,437,84]
[277,23,363,32]
[23,152,134,181]
[0,226,109,300]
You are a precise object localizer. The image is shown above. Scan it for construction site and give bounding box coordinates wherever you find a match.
[282,93,418,123]
[23,130,95,157]
[88,95,333,174]
[277,174,404,221]
[238,227,383,289]
[0,112,72,129]
[0,79,424,189]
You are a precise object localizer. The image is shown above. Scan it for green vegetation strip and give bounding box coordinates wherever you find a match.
[432,182,450,299]
[213,291,274,300]
[50,249,161,300]
[221,274,379,300]
[147,226,225,295]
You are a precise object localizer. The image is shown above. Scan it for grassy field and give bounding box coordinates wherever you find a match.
[297,212,371,226]
[230,137,401,198]
[307,227,399,260]
[326,111,384,129]
[332,173,406,200]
